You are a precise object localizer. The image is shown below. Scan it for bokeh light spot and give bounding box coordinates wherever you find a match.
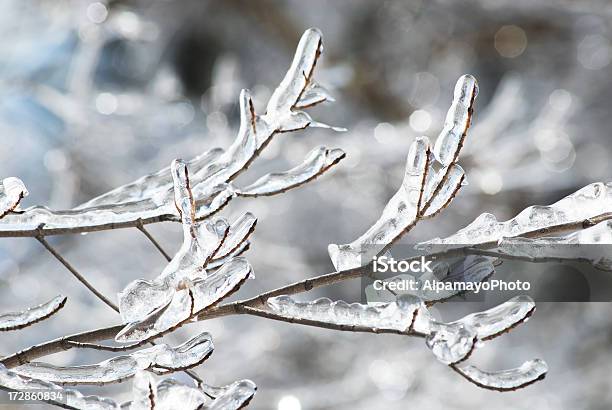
[494,25,527,58]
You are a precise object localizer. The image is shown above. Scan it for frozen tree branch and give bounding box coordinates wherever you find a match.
[0,364,119,409]
[0,296,67,332]
[0,28,344,239]
[3,24,612,407]
[13,332,213,385]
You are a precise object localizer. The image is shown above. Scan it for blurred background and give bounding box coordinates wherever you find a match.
[1,0,612,409]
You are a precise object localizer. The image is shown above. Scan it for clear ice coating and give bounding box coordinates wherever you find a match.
[452,295,535,340]
[0,364,120,409]
[422,164,466,218]
[425,322,476,364]
[235,146,346,197]
[265,28,324,116]
[433,75,479,166]
[422,182,612,247]
[267,294,422,331]
[15,332,213,385]
[201,379,257,410]
[117,160,254,342]
[328,137,429,271]
[116,257,253,342]
[328,75,478,271]
[0,177,28,219]
[126,371,256,410]
[401,294,534,366]
[496,220,612,270]
[78,148,225,209]
[0,295,66,331]
[453,359,548,391]
[0,28,342,235]
[212,212,257,259]
[294,82,335,108]
[127,371,158,410]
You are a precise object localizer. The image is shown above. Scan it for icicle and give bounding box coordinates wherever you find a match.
[267,294,421,331]
[433,75,479,166]
[453,295,535,340]
[0,295,66,331]
[328,137,429,271]
[0,177,28,219]
[453,359,548,391]
[235,147,345,197]
[423,182,612,246]
[0,364,120,409]
[15,333,213,385]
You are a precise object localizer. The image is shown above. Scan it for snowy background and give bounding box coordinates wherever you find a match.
[1,1,612,409]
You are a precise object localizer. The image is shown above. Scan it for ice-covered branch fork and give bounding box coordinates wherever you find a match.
[0,28,345,239]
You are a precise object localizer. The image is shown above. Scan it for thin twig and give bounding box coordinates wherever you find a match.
[35,235,119,312]
[136,220,172,262]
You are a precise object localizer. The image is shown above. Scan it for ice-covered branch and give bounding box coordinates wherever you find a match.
[328,75,477,271]
[422,182,612,248]
[262,293,540,389]
[328,136,429,271]
[0,63,576,400]
[266,295,421,334]
[0,364,119,409]
[0,28,344,238]
[485,220,612,270]
[234,147,346,197]
[0,295,66,331]
[14,332,213,385]
[451,359,548,392]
